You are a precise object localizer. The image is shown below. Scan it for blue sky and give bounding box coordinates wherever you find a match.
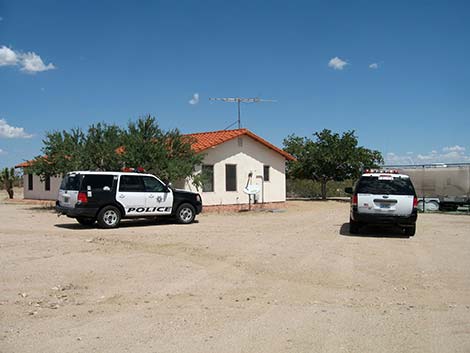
[1,0,469,168]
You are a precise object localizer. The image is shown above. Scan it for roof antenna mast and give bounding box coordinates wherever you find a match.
[209,97,276,130]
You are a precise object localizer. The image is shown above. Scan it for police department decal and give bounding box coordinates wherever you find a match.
[156,196,163,203]
[127,207,172,213]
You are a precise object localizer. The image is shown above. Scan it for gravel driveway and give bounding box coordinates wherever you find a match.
[1,201,469,353]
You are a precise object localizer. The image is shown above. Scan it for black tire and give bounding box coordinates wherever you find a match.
[76,217,96,226]
[404,225,416,237]
[176,203,196,224]
[97,206,121,229]
[349,218,360,234]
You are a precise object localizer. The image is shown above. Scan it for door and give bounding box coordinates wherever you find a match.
[356,175,415,216]
[58,173,81,209]
[142,176,173,215]
[117,175,147,216]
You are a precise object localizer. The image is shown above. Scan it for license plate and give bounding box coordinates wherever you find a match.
[379,203,390,209]
[63,196,69,203]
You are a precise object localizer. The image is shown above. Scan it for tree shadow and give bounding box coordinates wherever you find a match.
[339,223,411,239]
[54,218,199,230]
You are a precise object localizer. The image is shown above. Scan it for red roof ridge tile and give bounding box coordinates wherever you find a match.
[185,128,248,136]
[184,128,295,160]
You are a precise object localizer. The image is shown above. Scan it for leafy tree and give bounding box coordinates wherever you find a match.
[283,129,383,200]
[28,128,86,179]
[82,123,124,171]
[120,116,203,183]
[0,167,15,199]
[28,116,203,185]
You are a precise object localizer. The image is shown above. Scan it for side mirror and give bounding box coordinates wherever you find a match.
[344,187,353,194]
[166,182,173,191]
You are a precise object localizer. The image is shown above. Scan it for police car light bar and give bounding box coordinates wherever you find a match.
[364,169,400,174]
[122,166,146,173]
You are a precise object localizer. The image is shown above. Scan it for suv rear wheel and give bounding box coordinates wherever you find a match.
[404,225,416,237]
[97,206,121,229]
[349,218,360,234]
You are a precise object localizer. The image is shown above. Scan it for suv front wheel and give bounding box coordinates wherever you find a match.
[176,203,196,224]
[97,206,121,229]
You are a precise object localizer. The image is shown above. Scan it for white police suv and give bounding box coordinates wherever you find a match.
[56,170,202,228]
[345,169,418,236]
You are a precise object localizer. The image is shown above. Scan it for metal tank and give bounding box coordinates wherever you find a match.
[388,164,470,211]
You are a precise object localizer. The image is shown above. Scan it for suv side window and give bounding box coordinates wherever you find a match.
[80,175,115,192]
[60,174,81,191]
[142,176,167,193]
[119,175,146,192]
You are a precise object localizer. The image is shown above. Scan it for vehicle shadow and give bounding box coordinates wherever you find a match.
[339,223,411,238]
[54,218,199,230]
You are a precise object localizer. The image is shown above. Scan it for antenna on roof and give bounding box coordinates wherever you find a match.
[209,97,276,130]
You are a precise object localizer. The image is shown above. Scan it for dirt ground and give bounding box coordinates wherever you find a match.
[1,198,470,353]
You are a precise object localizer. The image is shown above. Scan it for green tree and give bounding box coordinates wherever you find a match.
[0,167,15,199]
[29,128,86,179]
[83,123,124,171]
[283,129,383,200]
[120,116,203,183]
[28,116,203,185]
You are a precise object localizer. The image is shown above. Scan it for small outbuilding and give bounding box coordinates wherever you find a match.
[15,128,295,209]
[179,129,295,210]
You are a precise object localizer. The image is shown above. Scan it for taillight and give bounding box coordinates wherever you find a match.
[413,196,418,209]
[352,194,358,206]
[77,192,88,204]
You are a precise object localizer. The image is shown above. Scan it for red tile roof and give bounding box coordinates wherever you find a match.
[186,128,295,160]
[15,161,33,168]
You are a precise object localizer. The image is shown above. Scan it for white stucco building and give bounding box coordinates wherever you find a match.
[16,128,295,208]
[13,161,63,200]
[180,129,295,208]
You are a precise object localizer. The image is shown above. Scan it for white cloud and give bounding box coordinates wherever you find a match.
[0,119,33,139]
[385,152,415,165]
[0,46,18,66]
[328,57,348,70]
[0,148,5,154]
[385,146,470,165]
[0,45,55,73]
[369,63,379,69]
[19,52,55,73]
[189,93,199,105]
[443,145,465,153]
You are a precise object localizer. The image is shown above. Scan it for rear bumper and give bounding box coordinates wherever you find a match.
[55,202,99,219]
[351,208,417,226]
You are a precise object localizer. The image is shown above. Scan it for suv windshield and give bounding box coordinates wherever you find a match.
[356,176,415,195]
[60,174,81,191]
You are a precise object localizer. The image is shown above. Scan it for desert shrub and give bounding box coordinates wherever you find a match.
[287,178,353,199]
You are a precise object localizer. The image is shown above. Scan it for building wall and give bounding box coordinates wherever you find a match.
[181,136,287,206]
[23,174,62,200]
